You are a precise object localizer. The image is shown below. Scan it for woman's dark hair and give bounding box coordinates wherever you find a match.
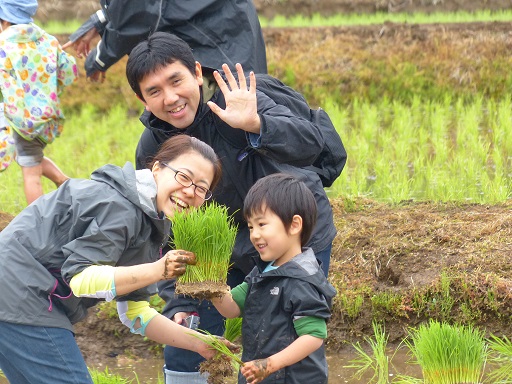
[126,32,197,100]
[150,135,222,191]
[243,173,317,246]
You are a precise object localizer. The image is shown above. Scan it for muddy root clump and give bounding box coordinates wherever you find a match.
[199,355,237,384]
[175,281,230,301]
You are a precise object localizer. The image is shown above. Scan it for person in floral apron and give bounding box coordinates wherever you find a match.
[0,103,15,172]
[0,0,78,204]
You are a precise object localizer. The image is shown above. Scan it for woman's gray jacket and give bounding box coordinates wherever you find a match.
[0,163,170,332]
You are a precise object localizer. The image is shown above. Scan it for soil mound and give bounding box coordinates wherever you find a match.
[0,212,14,231]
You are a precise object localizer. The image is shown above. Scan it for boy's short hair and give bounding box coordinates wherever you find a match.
[243,173,317,246]
[126,32,197,100]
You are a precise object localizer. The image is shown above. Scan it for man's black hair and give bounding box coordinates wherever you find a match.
[126,32,196,100]
[243,173,318,246]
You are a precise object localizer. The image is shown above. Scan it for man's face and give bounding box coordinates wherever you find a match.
[139,61,203,129]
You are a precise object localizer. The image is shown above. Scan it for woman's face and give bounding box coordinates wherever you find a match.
[153,151,215,218]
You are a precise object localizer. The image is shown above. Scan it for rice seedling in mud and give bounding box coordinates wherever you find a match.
[170,203,238,300]
[189,330,243,384]
[486,334,512,383]
[345,321,392,383]
[400,320,487,384]
[89,367,140,384]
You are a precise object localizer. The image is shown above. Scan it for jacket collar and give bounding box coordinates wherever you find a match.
[253,248,321,278]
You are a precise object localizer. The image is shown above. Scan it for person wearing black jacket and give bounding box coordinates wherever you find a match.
[63,0,267,82]
[126,32,341,383]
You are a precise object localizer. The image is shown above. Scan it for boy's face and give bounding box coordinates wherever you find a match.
[247,207,302,267]
[138,61,204,129]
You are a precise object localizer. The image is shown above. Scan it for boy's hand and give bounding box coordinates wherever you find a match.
[207,63,261,134]
[241,358,271,383]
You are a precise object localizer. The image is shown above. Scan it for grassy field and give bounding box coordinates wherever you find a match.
[2,93,511,214]
[39,10,512,34]
[0,105,143,214]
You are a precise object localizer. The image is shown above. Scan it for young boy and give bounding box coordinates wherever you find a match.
[0,0,78,204]
[212,173,336,384]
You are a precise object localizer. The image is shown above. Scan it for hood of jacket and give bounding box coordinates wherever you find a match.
[91,162,166,231]
[1,22,43,42]
[252,248,337,303]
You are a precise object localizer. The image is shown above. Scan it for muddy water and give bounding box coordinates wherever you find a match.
[89,349,423,383]
[0,350,422,383]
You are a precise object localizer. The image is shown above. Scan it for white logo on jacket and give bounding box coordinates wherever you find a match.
[270,287,280,296]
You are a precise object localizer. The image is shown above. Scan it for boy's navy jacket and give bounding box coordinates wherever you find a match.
[239,248,336,384]
[137,79,338,319]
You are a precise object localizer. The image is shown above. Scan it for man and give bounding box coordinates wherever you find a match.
[63,0,267,82]
[126,32,342,383]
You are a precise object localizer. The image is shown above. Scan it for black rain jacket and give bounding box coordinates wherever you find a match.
[239,248,336,383]
[136,83,337,319]
[77,0,267,76]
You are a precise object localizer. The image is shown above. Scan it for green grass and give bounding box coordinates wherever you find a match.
[171,203,237,284]
[260,9,512,27]
[327,95,512,203]
[36,10,512,35]
[0,104,144,215]
[224,317,243,343]
[36,19,83,35]
[345,321,391,383]
[89,367,138,384]
[2,93,511,216]
[486,335,512,383]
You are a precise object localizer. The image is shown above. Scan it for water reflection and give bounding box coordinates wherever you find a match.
[0,350,422,383]
[86,349,422,383]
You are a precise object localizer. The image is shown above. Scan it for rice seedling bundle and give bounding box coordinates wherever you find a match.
[171,202,237,300]
[486,334,512,383]
[405,320,487,384]
[190,330,243,384]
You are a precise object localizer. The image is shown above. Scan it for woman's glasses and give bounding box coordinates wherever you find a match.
[161,163,213,200]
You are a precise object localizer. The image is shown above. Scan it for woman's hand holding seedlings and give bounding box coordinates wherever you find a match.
[195,335,240,360]
[241,358,272,383]
[161,250,196,280]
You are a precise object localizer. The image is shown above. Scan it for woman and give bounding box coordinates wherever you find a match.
[0,135,227,384]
